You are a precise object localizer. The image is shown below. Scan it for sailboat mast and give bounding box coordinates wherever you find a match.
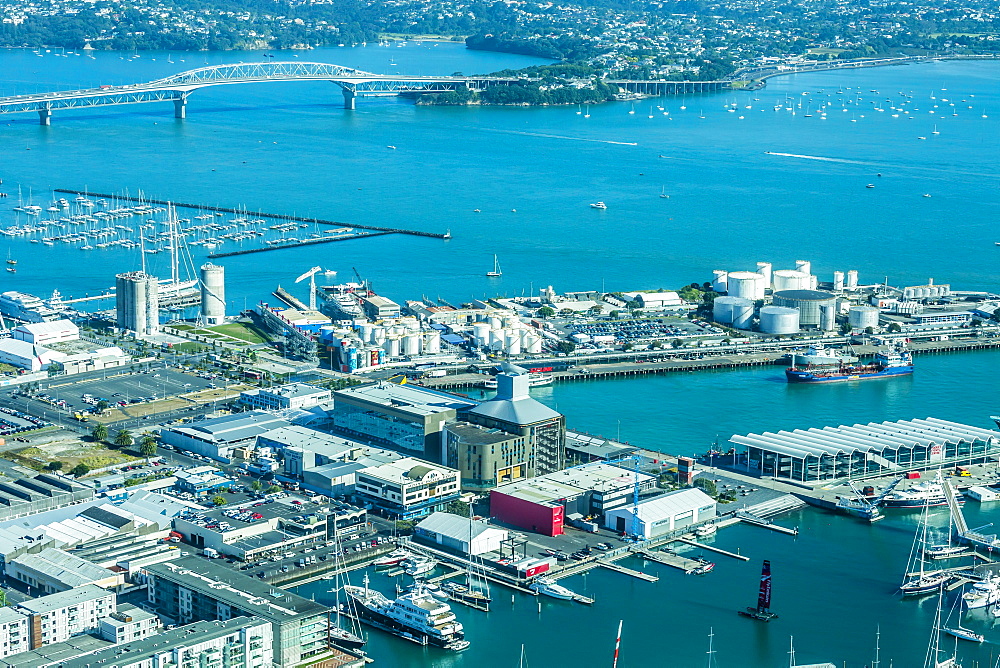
[612,620,623,668]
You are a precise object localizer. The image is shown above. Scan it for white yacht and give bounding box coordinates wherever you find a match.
[482,373,552,389]
[962,576,1000,610]
[590,201,608,210]
[343,576,469,650]
[528,577,576,600]
[402,555,437,576]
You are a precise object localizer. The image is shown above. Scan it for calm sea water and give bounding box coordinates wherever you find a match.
[3,45,1000,666]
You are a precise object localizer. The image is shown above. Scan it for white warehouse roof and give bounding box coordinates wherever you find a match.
[730,417,1000,460]
[626,488,716,523]
[416,512,505,542]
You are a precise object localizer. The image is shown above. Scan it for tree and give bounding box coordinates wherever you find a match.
[92,423,108,442]
[250,480,263,492]
[71,463,90,477]
[537,306,555,318]
[95,400,109,413]
[446,500,471,517]
[693,477,718,496]
[266,484,283,493]
[555,340,576,354]
[46,461,64,471]
[887,322,902,333]
[139,436,157,457]
[671,339,684,349]
[626,299,642,310]
[211,495,227,506]
[610,310,620,319]
[115,429,134,448]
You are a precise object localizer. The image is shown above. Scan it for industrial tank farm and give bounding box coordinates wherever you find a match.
[771,290,838,329]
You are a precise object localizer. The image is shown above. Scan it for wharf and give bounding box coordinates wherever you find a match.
[207,232,392,258]
[53,188,452,238]
[676,538,750,561]
[596,558,659,582]
[633,548,704,574]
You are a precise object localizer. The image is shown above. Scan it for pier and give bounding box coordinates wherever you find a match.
[676,538,751,561]
[53,189,451,239]
[633,548,706,574]
[207,232,393,258]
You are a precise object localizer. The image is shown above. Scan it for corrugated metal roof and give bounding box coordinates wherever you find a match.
[617,488,715,523]
[731,417,1000,459]
[416,512,504,542]
[469,397,561,425]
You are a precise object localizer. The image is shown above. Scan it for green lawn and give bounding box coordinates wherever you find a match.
[208,323,269,344]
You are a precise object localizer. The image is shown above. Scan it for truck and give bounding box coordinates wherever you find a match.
[203,548,219,559]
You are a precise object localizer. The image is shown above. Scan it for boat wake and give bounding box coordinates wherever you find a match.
[764,151,870,166]
[485,129,637,146]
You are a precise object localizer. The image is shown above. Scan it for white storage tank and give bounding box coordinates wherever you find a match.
[383,337,401,357]
[833,271,845,292]
[712,270,729,293]
[403,334,422,356]
[772,290,837,327]
[424,330,441,354]
[819,304,836,331]
[489,329,504,350]
[359,323,374,343]
[848,306,880,330]
[505,331,522,355]
[372,326,386,344]
[847,270,859,289]
[756,262,772,289]
[772,269,811,292]
[726,271,765,300]
[713,296,753,326]
[795,260,812,276]
[473,324,491,347]
[809,275,818,290]
[759,306,800,335]
[524,332,543,354]
[489,317,502,329]
[199,263,226,325]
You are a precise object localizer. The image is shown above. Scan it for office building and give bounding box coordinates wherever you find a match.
[15,585,115,647]
[444,422,528,491]
[239,383,331,411]
[97,604,161,643]
[330,382,476,459]
[466,364,566,476]
[354,457,461,520]
[115,271,159,336]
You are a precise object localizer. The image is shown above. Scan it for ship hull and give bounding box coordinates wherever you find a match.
[344,592,465,649]
[785,366,913,383]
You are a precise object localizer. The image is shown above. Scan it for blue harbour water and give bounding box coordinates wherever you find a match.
[2,44,1000,666]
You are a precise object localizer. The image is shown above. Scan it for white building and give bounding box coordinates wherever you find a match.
[15,585,115,647]
[239,383,332,411]
[11,320,79,346]
[0,339,64,372]
[7,548,124,593]
[415,512,508,555]
[0,608,29,658]
[354,457,461,520]
[97,604,161,643]
[604,488,717,539]
[635,292,683,308]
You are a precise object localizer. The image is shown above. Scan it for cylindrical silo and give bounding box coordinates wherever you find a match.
[759,306,800,335]
[713,296,752,325]
[489,329,504,350]
[505,331,521,355]
[756,262,772,289]
[383,337,401,357]
[424,330,441,353]
[726,271,764,300]
[808,275,818,290]
[819,304,836,331]
[833,271,845,292]
[732,300,754,329]
[200,263,226,325]
[772,290,837,327]
[848,306,879,330]
[403,334,421,356]
[847,270,859,289]
[473,323,491,347]
[372,326,386,344]
[527,333,543,354]
[359,323,374,343]
[712,270,729,293]
[489,317,502,329]
[772,270,811,292]
[795,260,812,276]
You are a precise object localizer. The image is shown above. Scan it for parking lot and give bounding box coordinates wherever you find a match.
[39,368,222,415]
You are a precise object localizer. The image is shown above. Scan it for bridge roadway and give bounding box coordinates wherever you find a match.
[0,60,730,124]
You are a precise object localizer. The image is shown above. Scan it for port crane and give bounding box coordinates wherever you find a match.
[294,266,323,311]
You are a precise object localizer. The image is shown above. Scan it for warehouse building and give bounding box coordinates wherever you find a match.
[0,473,92,522]
[11,320,79,346]
[730,417,1000,482]
[414,512,509,556]
[489,463,656,536]
[7,548,123,593]
[145,558,332,668]
[604,488,717,539]
[159,412,291,462]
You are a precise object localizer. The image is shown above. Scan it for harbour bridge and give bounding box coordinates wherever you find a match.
[0,60,730,125]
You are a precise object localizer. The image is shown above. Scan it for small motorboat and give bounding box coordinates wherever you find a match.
[590,201,607,209]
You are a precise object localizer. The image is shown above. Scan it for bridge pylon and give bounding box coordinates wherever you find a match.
[38,105,52,126]
[173,93,188,119]
[342,87,356,110]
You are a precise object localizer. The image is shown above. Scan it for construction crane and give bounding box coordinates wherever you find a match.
[294,266,323,311]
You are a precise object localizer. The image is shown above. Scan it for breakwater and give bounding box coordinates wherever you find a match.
[206,231,393,258]
[52,188,452,239]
